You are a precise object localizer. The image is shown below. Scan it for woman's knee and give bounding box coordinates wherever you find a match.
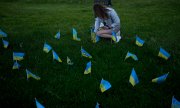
[96,30,111,36]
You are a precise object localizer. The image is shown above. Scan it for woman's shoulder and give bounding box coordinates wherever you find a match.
[106,7,115,15]
[106,7,115,11]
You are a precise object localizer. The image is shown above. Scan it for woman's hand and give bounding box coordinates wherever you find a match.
[101,26,109,30]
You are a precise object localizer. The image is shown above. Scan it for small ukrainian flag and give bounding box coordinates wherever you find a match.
[0,29,7,38]
[91,29,100,43]
[2,39,9,48]
[12,61,21,70]
[84,61,91,74]
[95,102,100,108]
[129,68,139,87]
[67,56,73,65]
[81,47,92,59]
[52,50,62,63]
[111,31,117,43]
[72,28,81,41]
[43,43,52,53]
[100,79,111,93]
[152,72,169,83]
[35,98,45,108]
[171,96,180,108]
[135,36,145,47]
[13,52,25,61]
[26,69,40,80]
[158,47,170,60]
[54,31,60,39]
[125,52,138,61]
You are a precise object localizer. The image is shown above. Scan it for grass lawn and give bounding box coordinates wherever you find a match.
[0,0,180,107]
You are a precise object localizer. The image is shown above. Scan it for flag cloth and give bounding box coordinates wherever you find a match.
[81,47,92,59]
[129,68,139,86]
[135,36,145,47]
[0,29,7,38]
[43,43,52,53]
[84,61,91,74]
[26,69,40,80]
[2,39,9,48]
[158,47,170,60]
[91,29,100,43]
[35,98,45,108]
[171,96,180,108]
[67,56,73,65]
[100,79,111,93]
[152,72,169,83]
[125,52,138,61]
[72,28,81,41]
[95,102,100,108]
[52,50,62,62]
[12,61,21,69]
[54,31,60,39]
[13,52,25,61]
[111,31,117,43]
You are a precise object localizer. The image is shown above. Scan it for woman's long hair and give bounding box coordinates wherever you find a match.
[93,4,109,19]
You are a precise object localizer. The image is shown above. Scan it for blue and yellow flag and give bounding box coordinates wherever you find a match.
[0,29,7,38]
[26,69,40,80]
[125,52,138,61]
[35,98,45,108]
[152,72,169,83]
[91,29,100,43]
[52,50,62,63]
[67,56,73,65]
[12,61,21,70]
[158,47,170,60]
[95,102,100,108]
[135,36,145,47]
[172,96,180,108]
[72,28,81,41]
[43,43,52,53]
[81,47,92,59]
[54,31,60,39]
[84,61,91,74]
[111,31,117,43]
[129,68,139,87]
[100,79,111,93]
[2,39,9,48]
[13,52,25,61]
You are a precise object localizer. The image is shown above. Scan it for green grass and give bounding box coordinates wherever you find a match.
[0,0,180,107]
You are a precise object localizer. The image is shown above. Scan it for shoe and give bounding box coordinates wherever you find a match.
[112,32,121,43]
[116,35,121,42]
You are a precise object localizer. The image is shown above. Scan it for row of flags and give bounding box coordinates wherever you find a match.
[43,43,63,62]
[43,43,93,73]
[96,96,180,108]
[50,28,171,61]
[1,28,175,107]
[12,52,41,80]
[34,96,180,108]
[0,29,9,48]
[129,68,169,86]
[1,29,171,61]
[53,28,80,41]
[91,28,118,43]
[0,28,42,81]
[136,36,171,60]
[124,48,170,62]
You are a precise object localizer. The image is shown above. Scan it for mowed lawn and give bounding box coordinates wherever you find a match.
[0,0,180,107]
